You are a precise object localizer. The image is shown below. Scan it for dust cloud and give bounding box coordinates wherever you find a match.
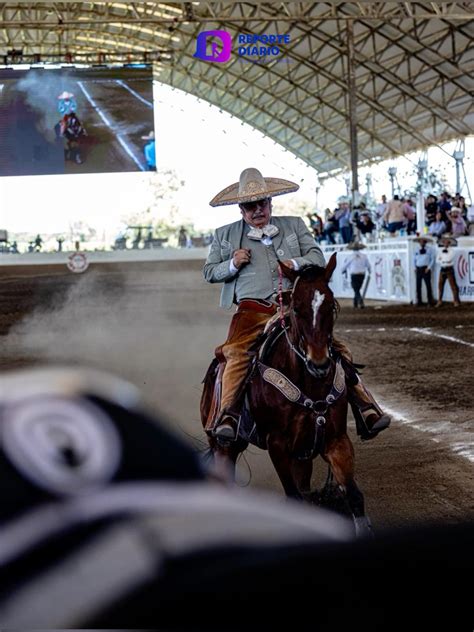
[5,263,230,441]
[16,69,78,136]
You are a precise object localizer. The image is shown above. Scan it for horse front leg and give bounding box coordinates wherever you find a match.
[267,434,303,500]
[206,438,247,485]
[323,434,372,538]
[291,458,317,503]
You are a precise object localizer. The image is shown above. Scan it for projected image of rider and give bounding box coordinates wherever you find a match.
[60,112,87,165]
[54,91,86,165]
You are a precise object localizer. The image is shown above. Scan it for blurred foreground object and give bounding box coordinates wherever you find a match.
[0,366,471,630]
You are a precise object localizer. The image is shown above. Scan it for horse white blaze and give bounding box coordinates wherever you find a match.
[311,290,325,328]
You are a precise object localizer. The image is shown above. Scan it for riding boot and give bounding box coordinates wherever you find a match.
[211,305,273,441]
[332,337,391,440]
[348,378,391,440]
[212,410,241,441]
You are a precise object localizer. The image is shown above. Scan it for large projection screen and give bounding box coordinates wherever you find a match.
[0,65,155,176]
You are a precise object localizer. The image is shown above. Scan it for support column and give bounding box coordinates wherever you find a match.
[347,21,359,209]
[416,157,427,234]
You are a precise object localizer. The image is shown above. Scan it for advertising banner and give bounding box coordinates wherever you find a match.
[325,241,474,303]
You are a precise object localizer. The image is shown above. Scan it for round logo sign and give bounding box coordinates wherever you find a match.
[67,252,89,273]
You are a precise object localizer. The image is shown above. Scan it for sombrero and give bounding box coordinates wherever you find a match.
[347,241,366,250]
[438,233,457,246]
[57,91,74,99]
[210,168,299,207]
[412,235,433,243]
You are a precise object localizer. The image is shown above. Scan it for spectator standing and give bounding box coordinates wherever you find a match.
[383,195,406,234]
[438,192,452,217]
[178,226,188,248]
[403,198,417,235]
[425,195,439,225]
[322,208,339,244]
[413,236,436,307]
[306,212,324,242]
[336,203,353,244]
[455,196,468,221]
[375,195,387,228]
[34,234,43,252]
[341,242,371,309]
[336,204,353,244]
[436,235,461,307]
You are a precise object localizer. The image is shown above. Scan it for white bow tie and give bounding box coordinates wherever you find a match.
[247,224,279,240]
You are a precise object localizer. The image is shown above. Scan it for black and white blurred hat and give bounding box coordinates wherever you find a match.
[0,366,204,522]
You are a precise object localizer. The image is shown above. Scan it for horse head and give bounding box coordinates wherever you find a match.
[281,253,338,378]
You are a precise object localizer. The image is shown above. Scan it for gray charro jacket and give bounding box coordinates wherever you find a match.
[203,215,326,309]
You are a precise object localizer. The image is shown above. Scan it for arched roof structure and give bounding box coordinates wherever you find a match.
[0,2,473,176]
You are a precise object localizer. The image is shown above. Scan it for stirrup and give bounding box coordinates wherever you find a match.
[211,411,241,442]
[360,413,391,441]
[354,407,391,441]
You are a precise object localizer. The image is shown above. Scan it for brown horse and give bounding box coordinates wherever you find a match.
[201,253,372,536]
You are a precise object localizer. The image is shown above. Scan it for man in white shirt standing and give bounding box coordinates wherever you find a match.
[341,242,371,309]
[413,236,436,307]
[436,235,461,307]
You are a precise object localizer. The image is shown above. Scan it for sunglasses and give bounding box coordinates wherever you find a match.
[240,198,270,213]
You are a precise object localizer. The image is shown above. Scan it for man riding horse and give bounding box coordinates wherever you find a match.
[203,168,391,443]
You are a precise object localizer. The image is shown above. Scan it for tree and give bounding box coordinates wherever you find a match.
[121,169,185,228]
[272,197,314,220]
[68,220,96,242]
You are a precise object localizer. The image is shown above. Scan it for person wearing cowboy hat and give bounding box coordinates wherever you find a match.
[141,130,156,170]
[447,206,467,238]
[203,168,391,442]
[57,91,77,116]
[436,234,461,307]
[413,235,436,307]
[341,242,371,309]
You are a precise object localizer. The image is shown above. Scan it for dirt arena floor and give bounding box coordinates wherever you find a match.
[0,259,472,532]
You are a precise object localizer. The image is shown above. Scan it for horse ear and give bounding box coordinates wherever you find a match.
[324,252,337,282]
[279,261,298,283]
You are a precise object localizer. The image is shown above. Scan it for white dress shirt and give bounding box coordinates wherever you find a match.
[437,247,455,268]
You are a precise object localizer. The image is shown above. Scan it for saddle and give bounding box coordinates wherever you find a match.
[203,313,362,454]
